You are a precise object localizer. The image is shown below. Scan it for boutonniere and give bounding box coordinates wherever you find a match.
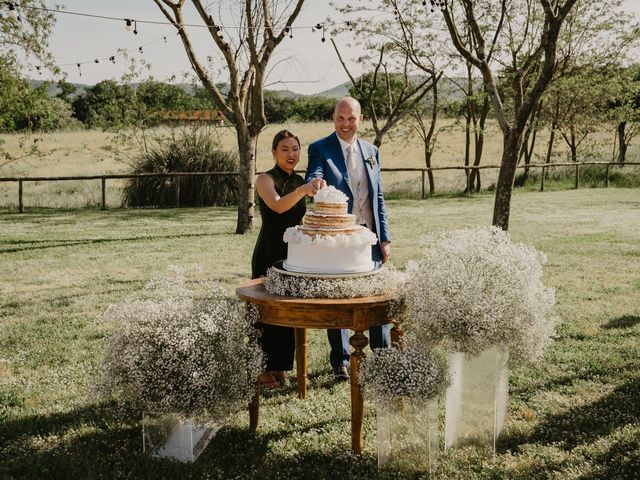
[366,154,377,168]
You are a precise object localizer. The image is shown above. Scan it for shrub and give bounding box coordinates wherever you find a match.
[97,267,263,417]
[122,127,239,207]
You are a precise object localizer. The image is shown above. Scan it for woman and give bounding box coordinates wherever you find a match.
[252,129,324,388]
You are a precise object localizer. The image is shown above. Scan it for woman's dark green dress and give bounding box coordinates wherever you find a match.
[251,164,305,371]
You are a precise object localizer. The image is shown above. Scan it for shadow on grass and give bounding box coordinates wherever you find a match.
[502,377,640,452]
[602,315,640,330]
[0,400,395,480]
[0,232,226,254]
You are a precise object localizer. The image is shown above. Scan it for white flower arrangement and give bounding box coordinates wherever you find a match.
[97,269,263,418]
[360,344,449,408]
[403,226,559,364]
[263,266,406,299]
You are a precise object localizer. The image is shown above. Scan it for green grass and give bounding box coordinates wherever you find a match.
[1,189,639,479]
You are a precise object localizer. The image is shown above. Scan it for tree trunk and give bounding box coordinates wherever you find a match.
[425,144,435,194]
[235,128,257,234]
[617,122,627,164]
[470,96,489,192]
[492,130,522,230]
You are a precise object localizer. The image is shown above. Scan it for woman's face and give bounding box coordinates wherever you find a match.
[273,136,300,173]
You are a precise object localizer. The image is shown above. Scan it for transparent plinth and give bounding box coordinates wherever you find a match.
[377,398,439,473]
[142,412,222,463]
[444,346,509,453]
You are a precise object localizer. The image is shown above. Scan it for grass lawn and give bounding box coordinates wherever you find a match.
[1,188,639,479]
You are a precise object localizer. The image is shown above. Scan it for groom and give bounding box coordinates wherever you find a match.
[306,96,392,381]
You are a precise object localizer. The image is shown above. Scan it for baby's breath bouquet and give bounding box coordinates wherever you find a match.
[404,226,559,364]
[97,269,263,418]
[360,345,449,408]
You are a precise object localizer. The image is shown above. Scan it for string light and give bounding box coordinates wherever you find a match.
[125,18,132,31]
[133,20,138,35]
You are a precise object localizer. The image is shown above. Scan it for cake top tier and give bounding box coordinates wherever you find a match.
[314,185,348,204]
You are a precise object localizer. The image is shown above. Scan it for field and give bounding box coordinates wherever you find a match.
[1,120,639,209]
[1,187,639,479]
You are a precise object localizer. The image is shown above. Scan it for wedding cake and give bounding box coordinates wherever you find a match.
[283,186,378,274]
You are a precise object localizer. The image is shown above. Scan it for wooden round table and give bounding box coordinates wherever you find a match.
[236,278,398,454]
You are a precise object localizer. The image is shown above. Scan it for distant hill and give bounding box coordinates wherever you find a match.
[30,76,467,103]
[315,82,351,99]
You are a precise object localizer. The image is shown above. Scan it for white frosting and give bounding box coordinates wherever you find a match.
[283,226,378,274]
[313,185,349,204]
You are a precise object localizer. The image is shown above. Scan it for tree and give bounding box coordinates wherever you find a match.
[437,0,578,230]
[607,64,640,163]
[332,0,443,148]
[1,1,58,69]
[152,0,305,234]
[71,80,137,128]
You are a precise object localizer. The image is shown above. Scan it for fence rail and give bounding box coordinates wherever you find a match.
[1,161,638,213]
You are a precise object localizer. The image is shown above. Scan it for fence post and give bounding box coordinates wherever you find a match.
[101,177,106,210]
[605,164,610,187]
[421,171,425,199]
[18,180,23,213]
[540,166,545,192]
[575,164,579,189]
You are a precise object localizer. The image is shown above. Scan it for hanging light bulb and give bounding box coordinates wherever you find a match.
[125,19,132,31]
[7,2,19,21]
[138,46,143,54]
[77,63,82,77]
[133,20,138,35]
[109,56,116,64]
[321,26,326,43]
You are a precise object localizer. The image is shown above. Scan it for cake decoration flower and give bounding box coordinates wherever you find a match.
[366,154,377,168]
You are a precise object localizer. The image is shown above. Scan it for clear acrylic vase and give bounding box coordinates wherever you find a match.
[142,412,222,463]
[444,346,509,453]
[377,398,439,473]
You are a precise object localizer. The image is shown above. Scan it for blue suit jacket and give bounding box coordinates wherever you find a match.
[306,132,391,254]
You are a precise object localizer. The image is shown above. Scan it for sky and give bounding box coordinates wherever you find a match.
[24,0,640,95]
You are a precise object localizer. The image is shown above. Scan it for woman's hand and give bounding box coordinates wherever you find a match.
[299,178,326,197]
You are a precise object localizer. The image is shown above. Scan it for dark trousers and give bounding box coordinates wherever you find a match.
[328,324,391,368]
[258,323,294,371]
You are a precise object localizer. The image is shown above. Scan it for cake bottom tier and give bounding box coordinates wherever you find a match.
[284,242,375,274]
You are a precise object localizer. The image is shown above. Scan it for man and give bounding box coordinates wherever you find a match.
[306,96,392,381]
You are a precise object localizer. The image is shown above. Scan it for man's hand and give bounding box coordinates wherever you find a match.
[381,241,391,264]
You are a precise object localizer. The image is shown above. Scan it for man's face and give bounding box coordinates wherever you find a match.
[333,101,362,143]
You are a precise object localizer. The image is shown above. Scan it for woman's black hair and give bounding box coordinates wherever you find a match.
[272,129,300,150]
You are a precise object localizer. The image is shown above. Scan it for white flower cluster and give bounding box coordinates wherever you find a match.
[283,226,377,246]
[404,226,559,364]
[263,267,406,299]
[97,270,263,418]
[360,345,449,407]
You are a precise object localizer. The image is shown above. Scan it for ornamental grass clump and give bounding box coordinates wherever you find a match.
[360,346,449,408]
[404,226,559,364]
[98,269,262,418]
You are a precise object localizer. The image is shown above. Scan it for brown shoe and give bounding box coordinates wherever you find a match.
[258,372,279,389]
[272,371,289,386]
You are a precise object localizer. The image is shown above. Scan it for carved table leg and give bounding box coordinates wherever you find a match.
[391,321,404,349]
[249,379,259,432]
[295,327,307,399]
[349,316,369,454]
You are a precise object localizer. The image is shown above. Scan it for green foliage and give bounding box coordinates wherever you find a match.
[71,80,137,129]
[136,79,195,111]
[0,58,76,132]
[122,127,239,208]
[263,92,334,123]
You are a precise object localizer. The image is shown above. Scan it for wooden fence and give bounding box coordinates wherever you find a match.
[1,161,638,213]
